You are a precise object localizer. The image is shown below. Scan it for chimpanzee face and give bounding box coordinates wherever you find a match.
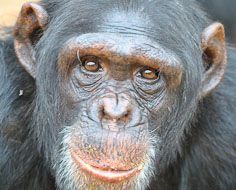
[52,13,184,190]
[13,2,226,190]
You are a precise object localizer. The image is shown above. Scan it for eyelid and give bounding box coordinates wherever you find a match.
[77,52,96,65]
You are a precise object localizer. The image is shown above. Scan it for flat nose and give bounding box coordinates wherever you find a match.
[101,94,132,123]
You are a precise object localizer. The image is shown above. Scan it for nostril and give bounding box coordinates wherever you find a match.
[99,106,114,121]
[118,110,131,123]
[99,106,108,120]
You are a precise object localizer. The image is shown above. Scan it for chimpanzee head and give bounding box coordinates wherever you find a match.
[13,1,226,189]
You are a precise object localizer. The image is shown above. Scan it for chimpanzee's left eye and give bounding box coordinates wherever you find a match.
[140,67,160,80]
[80,56,103,72]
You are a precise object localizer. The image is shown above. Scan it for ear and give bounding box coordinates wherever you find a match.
[200,22,227,98]
[14,3,49,78]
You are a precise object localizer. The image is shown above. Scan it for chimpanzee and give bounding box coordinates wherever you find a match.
[0,0,236,190]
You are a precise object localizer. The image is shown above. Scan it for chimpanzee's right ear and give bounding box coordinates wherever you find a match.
[14,3,49,78]
[200,22,227,98]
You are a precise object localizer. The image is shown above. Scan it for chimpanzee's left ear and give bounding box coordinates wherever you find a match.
[200,22,227,98]
[14,3,49,78]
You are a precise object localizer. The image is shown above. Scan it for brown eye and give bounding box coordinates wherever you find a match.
[140,68,160,80]
[81,56,102,72]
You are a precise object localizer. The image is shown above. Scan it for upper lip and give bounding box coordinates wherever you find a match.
[71,149,143,183]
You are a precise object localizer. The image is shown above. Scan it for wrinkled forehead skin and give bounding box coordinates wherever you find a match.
[41,0,208,54]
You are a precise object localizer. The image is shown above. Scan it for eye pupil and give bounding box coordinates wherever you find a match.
[141,68,160,80]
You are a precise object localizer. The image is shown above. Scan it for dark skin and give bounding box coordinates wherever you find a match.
[0,0,236,190]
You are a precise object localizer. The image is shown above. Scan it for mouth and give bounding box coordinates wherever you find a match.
[71,149,143,183]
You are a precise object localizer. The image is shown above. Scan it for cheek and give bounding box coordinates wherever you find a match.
[62,79,106,107]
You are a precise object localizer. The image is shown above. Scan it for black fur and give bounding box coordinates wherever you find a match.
[0,0,236,190]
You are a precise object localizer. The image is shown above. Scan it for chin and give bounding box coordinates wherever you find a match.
[53,127,157,190]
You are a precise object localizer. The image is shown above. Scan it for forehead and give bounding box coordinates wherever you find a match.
[50,1,192,46]
[58,7,182,71]
[51,1,155,38]
[48,0,203,67]
[98,8,156,39]
[101,10,151,28]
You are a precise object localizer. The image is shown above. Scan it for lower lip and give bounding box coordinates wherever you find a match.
[71,150,142,183]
